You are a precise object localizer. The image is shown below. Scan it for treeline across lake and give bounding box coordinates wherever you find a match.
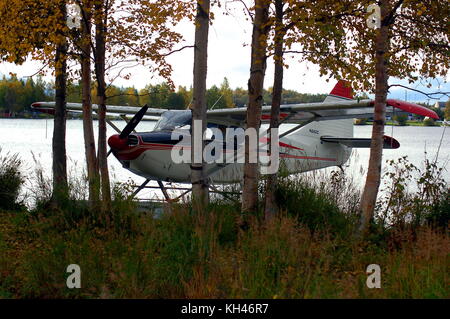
[0,76,327,116]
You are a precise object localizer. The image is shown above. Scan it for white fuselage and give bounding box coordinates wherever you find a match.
[122,119,353,184]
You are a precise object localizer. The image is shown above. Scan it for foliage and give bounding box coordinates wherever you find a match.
[288,0,449,92]
[0,75,332,114]
[274,171,359,237]
[430,107,444,121]
[0,76,50,114]
[393,113,408,126]
[423,117,436,126]
[444,100,450,120]
[354,118,368,125]
[377,156,449,230]
[0,0,67,66]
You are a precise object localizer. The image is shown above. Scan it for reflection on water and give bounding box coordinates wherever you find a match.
[0,119,448,202]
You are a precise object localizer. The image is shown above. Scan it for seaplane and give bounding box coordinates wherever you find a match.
[31,80,439,201]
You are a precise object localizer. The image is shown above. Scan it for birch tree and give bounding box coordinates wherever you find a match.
[0,0,70,205]
[78,0,100,208]
[264,0,284,220]
[191,0,211,209]
[241,0,271,215]
[288,0,449,235]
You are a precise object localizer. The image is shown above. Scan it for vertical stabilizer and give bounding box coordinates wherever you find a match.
[323,80,353,103]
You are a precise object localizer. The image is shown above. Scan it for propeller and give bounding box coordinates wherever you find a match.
[119,104,149,139]
[108,104,149,157]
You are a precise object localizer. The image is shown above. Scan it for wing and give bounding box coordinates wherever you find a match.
[31,102,166,121]
[206,99,439,127]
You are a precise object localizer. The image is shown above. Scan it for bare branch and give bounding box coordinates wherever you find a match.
[225,0,253,21]
[23,61,51,78]
[388,84,450,100]
[161,45,195,57]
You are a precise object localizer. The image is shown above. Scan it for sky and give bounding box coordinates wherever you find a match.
[0,3,448,104]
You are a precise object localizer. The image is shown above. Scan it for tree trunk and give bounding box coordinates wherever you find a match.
[264,0,284,221]
[191,0,210,211]
[241,0,270,214]
[358,0,390,236]
[94,1,111,211]
[80,2,100,209]
[52,2,68,205]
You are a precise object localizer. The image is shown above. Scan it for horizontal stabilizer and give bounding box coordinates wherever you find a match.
[321,135,400,149]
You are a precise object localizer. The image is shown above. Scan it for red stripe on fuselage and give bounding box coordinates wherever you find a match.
[280,153,336,162]
[259,137,304,151]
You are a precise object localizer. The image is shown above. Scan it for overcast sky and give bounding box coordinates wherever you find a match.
[0,3,448,103]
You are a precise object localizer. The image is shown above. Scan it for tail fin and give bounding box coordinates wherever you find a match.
[312,80,354,138]
[324,80,353,103]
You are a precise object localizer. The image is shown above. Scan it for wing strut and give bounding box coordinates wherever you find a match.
[279,117,317,138]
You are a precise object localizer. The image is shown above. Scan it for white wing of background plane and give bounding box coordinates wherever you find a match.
[31,88,439,126]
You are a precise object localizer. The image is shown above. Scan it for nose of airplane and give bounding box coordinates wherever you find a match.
[108,134,129,151]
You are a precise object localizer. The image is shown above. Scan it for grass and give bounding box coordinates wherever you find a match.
[0,152,448,299]
[0,204,448,298]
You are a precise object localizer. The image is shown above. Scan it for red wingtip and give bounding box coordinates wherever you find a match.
[330,80,353,100]
[386,99,439,119]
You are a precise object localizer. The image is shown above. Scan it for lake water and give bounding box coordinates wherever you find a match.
[0,119,448,202]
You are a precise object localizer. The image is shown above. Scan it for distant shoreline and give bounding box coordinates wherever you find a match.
[355,120,447,127]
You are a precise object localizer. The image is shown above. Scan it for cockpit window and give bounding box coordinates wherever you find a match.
[153,111,192,131]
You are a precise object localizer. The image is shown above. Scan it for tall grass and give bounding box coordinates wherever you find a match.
[0,148,25,211]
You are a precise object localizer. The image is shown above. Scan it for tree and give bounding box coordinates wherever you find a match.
[52,0,69,203]
[393,113,408,126]
[89,0,112,210]
[264,0,285,221]
[286,0,449,235]
[241,0,271,215]
[357,0,448,235]
[423,117,436,126]
[77,0,100,208]
[178,85,193,108]
[233,87,248,107]
[74,0,192,211]
[191,0,211,209]
[167,92,186,110]
[0,0,71,205]
[445,100,450,120]
[206,85,223,109]
[219,77,234,108]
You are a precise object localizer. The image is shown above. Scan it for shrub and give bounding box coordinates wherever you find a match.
[354,118,368,125]
[423,117,436,126]
[0,149,25,210]
[377,156,448,231]
[426,189,450,230]
[274,173,357,237]
[393,114,408,126]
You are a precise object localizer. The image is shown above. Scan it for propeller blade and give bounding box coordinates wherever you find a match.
[119,104,149,139]
[107,149,113,157]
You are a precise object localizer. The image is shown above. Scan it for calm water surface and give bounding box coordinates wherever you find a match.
[0,119,448,201]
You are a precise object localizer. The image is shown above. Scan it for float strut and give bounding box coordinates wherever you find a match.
[132,179,151,197]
